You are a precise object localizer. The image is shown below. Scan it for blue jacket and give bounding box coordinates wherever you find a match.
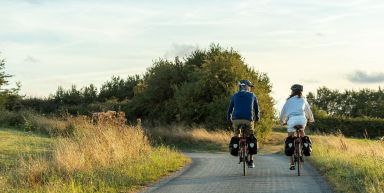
[227,91,260,122]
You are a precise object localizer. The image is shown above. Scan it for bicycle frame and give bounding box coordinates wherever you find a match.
[238,125,248,176]
[292,127,303,176]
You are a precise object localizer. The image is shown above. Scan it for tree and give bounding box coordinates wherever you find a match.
[82,84,98,104]
[0,55,20,109]
[129,44,275,139]
[128,58,186,123]
[98,75,141,101]
[0,57,11,87]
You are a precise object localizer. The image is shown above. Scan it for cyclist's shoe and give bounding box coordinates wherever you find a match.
[289,164,295,170]
[247,160,255,168]
[239,157,244,163]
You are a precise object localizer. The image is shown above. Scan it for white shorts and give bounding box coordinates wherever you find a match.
[287,115,307,133]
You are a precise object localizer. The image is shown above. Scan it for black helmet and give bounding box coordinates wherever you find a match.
[291,84,303,92]
[239,80,254,87]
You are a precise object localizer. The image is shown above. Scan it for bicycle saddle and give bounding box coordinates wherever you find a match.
[294,125,304,130]
[238,124,247,129]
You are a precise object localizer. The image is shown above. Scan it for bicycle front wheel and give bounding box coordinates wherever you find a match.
[243,153,246,176]
[242,131,246,176]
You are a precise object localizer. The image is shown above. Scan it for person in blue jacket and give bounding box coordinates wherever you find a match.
[227,80,260,168]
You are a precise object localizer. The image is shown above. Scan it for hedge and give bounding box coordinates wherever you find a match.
[309,116,384,139]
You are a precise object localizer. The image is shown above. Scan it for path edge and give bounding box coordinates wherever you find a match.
[138,154,193,193]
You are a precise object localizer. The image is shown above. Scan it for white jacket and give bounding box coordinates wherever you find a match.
[280,96,315,124]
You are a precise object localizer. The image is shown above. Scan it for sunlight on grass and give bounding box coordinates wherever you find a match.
[0,128,54,192]
[148,127,232,152]
[310,134,384,193]
[0,117,189,193]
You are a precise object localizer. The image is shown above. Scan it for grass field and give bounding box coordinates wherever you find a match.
[2,119,383,193]
[0,118,189,193]
[0,128,54,192]
[310,134,384,193]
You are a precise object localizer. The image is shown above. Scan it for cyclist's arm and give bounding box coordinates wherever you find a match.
[253,95,260,121]
[304,100,315,123]
[279,103,288,125]
[227,96,235,121]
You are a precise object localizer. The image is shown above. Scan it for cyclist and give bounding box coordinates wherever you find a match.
[279,84,314,170]
[227,80,260,168]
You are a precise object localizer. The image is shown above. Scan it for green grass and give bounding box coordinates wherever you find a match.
[0,128,54,192]
[309,135,384,193]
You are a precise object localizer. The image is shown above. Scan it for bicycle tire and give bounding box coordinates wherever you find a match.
[242,129,246,176]
[243,153,246,176]
[297,141,301,176]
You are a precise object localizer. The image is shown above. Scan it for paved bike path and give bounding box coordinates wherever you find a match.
[141,153,333,193]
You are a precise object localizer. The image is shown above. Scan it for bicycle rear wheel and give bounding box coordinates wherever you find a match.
[242,129,246,176]
[243,153,246,176]
[297,142,301,176]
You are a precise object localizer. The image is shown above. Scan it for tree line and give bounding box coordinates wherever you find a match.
[2,45,275,137]
[307,87,384,118]
[307,87,384,138]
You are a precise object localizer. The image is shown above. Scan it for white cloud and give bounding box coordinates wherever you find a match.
[164,44,198,59]
[347,70,384,83]
[23,55,40,63]
[0,0,384,107]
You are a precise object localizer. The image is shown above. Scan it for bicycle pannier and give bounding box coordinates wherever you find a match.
[247,134,258,155]
[229,136,240,156]
[302,136,312,156]
[285,136,295,156]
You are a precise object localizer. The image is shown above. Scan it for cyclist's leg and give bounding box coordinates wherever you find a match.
[232,120,241,137]
[298,129,305,137]
[244,121,254,162]
[287,124,296,167]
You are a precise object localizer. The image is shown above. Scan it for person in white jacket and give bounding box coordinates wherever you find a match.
[280,84,314,169]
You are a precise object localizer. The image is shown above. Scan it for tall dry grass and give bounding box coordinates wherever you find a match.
[23,113,73,137]
[8,117,188,192]
[148,126,231,151]
[53,118,151,173]
[310,134,384,193]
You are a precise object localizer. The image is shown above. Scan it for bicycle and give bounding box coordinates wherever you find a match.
[238,124,248,176]
[292,125,304,176]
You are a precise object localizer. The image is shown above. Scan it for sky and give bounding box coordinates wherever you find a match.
[1,0,384,110]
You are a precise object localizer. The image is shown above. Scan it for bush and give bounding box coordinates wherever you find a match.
[0,110,75,137]
[0,110,25,126]
[309,116,384,139]
[22,113,74,137]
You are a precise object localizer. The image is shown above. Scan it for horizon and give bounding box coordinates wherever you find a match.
[1,0,384,109]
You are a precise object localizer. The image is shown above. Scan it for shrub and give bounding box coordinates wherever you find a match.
[0,110,75,137]
[0,110,25,126]
[309,116,384,139]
